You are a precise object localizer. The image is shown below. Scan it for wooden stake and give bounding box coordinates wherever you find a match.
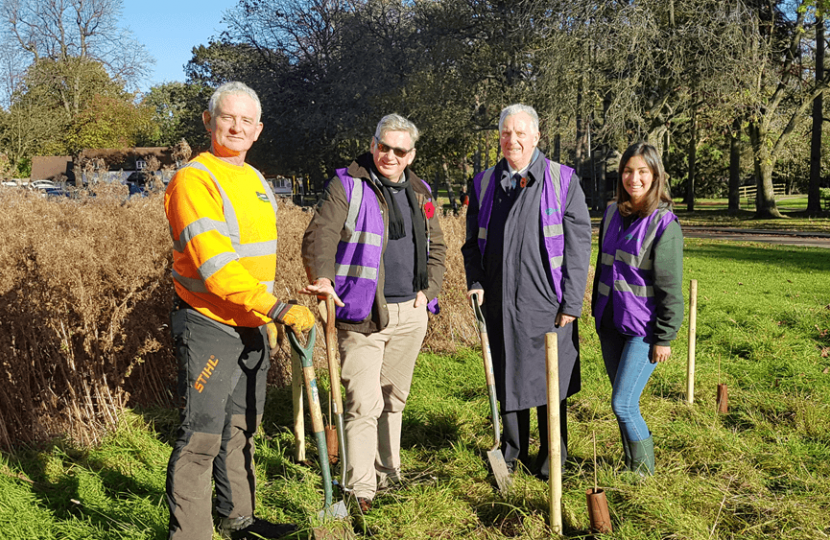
[546,333,562,536]
[686,279,698,404]
[593,431,598,492]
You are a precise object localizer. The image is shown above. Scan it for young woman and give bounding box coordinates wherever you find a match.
[592,142,684,475]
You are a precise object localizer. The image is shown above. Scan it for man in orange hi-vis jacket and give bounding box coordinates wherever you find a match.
[164,81,313,540]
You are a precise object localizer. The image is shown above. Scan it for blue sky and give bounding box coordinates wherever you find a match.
[121,0,239,94]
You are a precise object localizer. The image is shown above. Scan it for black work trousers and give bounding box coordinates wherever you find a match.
[501,399,568,478]
[166,307,269,540]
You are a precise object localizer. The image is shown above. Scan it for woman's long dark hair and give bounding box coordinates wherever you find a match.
[616,142,673,218]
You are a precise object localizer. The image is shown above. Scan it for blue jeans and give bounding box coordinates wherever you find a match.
[598,327,657,442]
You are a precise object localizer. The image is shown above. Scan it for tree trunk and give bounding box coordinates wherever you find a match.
[748,121,784,218]
[477,132,486,174]
[486,129,494,169]
[646,124,668,155]
[808,15,824,213]
[728,119,741,213]
[756,160,782,218]
[686,106,697,212]
[575,79,588,178]
[552,131,561,163]
[442,160,458,214]
[597,145,607,210]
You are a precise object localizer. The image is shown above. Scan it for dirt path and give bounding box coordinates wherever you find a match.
[682,227,830,249]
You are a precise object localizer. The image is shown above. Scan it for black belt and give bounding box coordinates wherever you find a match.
[172,294,193,312]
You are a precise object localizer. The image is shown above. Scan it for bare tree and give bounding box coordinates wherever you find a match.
[744,2,830,218]
[537,0,759,202]
[0,0,152,89]
[0,33,26,106]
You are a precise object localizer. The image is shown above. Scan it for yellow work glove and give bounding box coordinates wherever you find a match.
[268,301,315,333]
[265,321,279,349]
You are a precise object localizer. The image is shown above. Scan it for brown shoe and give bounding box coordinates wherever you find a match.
[356,497,372,514]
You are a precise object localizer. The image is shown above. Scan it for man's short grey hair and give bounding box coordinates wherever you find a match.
[374,114,420,146]
[499,104,539,133]
[208,81,262,124]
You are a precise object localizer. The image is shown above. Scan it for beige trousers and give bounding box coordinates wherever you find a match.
[338,298,428,499]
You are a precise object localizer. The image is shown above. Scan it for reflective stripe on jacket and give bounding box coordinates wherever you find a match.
[333,169,385,322]
[593,202,678,336]
[473,158,574,303]
[165,152,279,327]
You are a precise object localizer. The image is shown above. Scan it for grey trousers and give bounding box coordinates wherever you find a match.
[338,299,428,499]
[166,307,269,540]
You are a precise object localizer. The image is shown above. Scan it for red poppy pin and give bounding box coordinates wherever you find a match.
[424,201,435,219]
[519,176,528,188]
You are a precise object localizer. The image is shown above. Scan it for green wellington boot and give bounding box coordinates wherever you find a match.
[620,430,633,471]
[628,435,655,476]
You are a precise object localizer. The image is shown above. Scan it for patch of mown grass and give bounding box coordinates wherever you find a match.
[2,239,830,539]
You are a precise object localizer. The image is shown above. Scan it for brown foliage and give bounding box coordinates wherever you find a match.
[0,189,174,448]
[0,189,590,448]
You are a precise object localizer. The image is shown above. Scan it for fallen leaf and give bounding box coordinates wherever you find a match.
[822,348,829,358]
[823,367,830,374]
[738,282,744,286]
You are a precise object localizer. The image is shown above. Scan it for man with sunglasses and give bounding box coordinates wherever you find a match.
[301,114,446,513]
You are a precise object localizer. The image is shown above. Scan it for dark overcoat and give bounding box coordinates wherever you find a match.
[462,152,593,412]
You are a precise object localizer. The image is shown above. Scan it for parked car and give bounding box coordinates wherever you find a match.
[124,171,155,197]
[128,182,149,197]
[44,187,72,198]
[30,179,59,190]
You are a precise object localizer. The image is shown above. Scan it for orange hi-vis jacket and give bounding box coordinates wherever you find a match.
[165,152,280,327]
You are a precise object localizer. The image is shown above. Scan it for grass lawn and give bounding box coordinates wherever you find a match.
[2,238,829,539]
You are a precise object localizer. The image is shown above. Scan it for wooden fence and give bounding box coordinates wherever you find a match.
[738,183,787,201]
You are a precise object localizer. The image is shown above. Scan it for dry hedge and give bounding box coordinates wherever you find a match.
[0,187,481,448]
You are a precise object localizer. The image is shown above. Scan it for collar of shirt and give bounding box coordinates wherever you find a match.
[500,148,541,191]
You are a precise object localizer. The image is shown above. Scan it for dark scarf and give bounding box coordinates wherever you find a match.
[365,158,429,293]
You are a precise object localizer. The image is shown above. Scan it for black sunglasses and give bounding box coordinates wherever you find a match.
[374,136,412,158]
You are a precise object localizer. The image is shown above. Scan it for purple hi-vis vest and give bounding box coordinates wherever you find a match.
[333,170,385,322]
[473,159,574,303]
[333,169,438,323]
[593,203,678,337]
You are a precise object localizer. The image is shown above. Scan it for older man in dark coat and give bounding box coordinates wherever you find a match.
[463,103,592,479]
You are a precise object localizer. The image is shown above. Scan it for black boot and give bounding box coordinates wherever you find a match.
[219,516,298,539]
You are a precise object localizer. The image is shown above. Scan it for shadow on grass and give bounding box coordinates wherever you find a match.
[401,410,462,451]
[13,439,168,539]
[459,457,597,539]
